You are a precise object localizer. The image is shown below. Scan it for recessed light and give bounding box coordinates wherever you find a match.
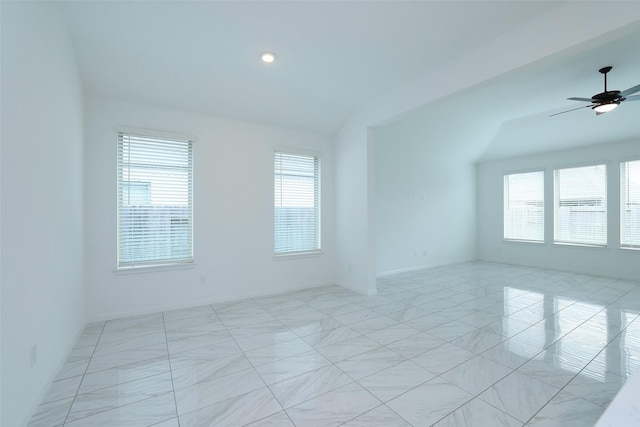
[261,52,276,63]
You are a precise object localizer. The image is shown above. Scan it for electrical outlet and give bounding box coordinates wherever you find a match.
[347,264,352,273]
[30,344,37,367]
[423,250,428,256]
[199,275,206,285]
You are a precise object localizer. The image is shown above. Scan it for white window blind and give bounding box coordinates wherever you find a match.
[621,160,640,248]
[554,164,607,246]
[274,151,320,254]
[117,131,193,268]
[504,171,544,242]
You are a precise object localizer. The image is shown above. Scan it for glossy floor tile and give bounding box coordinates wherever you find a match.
[29,262,640,426]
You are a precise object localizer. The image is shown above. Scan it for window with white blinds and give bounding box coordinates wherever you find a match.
[117,130,193,268]
[621,159,640,249]
[274,151,320,254]
[504,171,544,242]
[554,164,607,246]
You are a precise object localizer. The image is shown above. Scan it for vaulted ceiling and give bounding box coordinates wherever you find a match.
[59,1,640,158]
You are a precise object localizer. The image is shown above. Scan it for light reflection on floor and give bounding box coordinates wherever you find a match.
[28,262,640,426]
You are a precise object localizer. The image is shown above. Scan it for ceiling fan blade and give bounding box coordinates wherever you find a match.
[567,97,594,102]
[620,83,640,97]
[624,94,640,102]
[549,104,592,117]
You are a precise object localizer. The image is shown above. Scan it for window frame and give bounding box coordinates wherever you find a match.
[116,127,195,270]
[553,163,608,247]
[273,148,322,257]
[621,158,640,250]
[503,170,545,243]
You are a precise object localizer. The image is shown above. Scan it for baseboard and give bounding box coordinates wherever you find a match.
[87,281,338,323]
[376,258,478,278]
[475,256,640,282]
[21,321,87,427]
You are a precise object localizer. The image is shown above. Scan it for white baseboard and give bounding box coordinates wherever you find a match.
[377,258,477,278]
[87,281,338,323]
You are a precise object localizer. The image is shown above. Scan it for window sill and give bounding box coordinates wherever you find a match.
[273,250,323,261]
[503,239,545,245]
[553,242,608,249]
[620,246,640,252]
[114,262,196,275]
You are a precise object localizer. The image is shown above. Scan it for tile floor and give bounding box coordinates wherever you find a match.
[29,262,640,426]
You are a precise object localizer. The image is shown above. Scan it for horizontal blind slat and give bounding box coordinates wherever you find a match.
[274,151,320,254]
[504,171,544,242]
[621,160,640,247]
[117,131,193,267]
[554,164,607,246]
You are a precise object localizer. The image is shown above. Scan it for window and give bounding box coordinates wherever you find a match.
[274,151,320,254]
[621,159,640,248]
[554,164,607,246]
[504,171,544,242]
[117,130,193,268]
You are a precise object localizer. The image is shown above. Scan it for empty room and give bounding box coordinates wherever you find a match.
[2,1,640,426]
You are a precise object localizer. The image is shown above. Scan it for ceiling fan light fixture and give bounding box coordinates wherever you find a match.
[261,52,276,63]
[593,102,619,114]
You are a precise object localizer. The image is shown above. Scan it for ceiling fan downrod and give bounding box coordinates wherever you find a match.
[599,66,612,92]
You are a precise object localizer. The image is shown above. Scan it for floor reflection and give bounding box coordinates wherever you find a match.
[500,282,640,384]
[29,262,640,426]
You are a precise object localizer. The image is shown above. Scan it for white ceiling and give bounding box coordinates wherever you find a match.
[59,1,640,156]
[383,23,640,162]
[59,0,562,134]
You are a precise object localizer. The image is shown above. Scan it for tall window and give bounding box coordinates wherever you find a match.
[554,164,607,246]
[117,130,193,268]
[274,151,320,254]
[621,159,640,249]
[504,171,544,242]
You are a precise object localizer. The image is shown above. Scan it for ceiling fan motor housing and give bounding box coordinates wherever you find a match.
[592,90,623,102]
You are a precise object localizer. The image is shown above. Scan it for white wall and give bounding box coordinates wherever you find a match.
[477,139,640,280]
[84,97,336,321]
[374,111,478,276]
[334,121,377,295]
[332,2,640,291]
[1,2,86,426]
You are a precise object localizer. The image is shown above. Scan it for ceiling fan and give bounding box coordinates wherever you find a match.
[550,66,640,117]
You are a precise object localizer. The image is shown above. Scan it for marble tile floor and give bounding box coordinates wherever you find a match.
[29,262,640,426]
